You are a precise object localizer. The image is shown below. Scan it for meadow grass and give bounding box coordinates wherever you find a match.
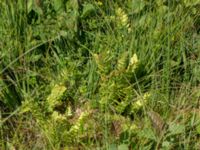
[0,0,200,149]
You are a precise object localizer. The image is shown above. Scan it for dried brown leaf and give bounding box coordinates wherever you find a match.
[111,120,122,137]
[147,111,165,136]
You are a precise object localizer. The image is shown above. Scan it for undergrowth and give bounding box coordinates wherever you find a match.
[0,0,200,149]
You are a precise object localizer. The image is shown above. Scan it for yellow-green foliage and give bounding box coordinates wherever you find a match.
[1,0,200,149]
[115,7,130,31]
[131,92,151,111]
[127,53,139,72]
[117,51,129,71]
[47,84,67,112]
[98,52,143,114]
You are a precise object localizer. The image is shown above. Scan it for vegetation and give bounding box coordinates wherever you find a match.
[0,0,200,149]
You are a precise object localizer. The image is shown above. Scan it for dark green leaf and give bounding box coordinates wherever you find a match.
[81,3,96,19]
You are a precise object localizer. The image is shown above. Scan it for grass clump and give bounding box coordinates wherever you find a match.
[0,0,200,149]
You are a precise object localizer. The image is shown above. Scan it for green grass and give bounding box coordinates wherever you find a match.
[0,0,200,149]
